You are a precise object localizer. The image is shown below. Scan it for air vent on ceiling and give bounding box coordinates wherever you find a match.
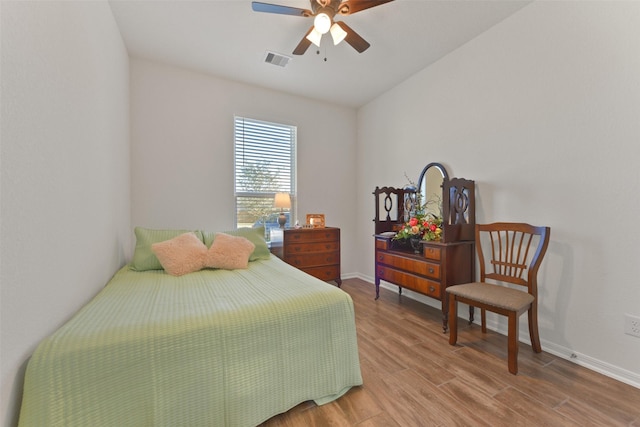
[264,51,291,67]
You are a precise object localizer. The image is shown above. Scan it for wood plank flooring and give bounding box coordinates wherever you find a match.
[261,278,640,427]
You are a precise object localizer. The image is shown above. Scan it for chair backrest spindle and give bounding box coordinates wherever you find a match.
[477,223,550,295]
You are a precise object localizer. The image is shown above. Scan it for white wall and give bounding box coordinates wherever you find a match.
[0,2,131,426]
[356,1,640,384]
[130,58,358,272]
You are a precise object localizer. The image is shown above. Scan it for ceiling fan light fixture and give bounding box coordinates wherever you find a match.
[313,12,332,34]
[305,27,323,47]
[329,22,347,45]
[251,0,393,55]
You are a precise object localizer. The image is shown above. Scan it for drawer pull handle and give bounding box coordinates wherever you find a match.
[378,255,384,261]
[429,286,435,293]
[429,268,434,274]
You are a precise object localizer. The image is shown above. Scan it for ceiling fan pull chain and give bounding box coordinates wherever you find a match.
[314,45,326,62]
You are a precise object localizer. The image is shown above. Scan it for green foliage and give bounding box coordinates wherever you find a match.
[237,160,280,193]
[236,160,285,226]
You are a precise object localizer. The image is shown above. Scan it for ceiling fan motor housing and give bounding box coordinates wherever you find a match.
[311,0,348,16]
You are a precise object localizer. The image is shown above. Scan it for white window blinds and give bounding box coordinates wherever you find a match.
[234,116,296,229]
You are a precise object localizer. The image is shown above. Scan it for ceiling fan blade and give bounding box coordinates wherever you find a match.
[337,0,394,15]
[293,26,315,55]
[251,1,312,17]
[335,21,370,53]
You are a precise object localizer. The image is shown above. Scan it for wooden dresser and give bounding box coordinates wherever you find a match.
[374,236,474,332]
[373,163,476,332]
[271,227,342,286]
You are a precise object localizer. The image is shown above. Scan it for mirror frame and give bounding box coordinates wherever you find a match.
[416,162,449,214]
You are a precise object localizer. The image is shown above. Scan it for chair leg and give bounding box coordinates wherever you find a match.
[528,303,542,353]
[449,295,458,345]
[481,308,487,333]
[507,312,520,374]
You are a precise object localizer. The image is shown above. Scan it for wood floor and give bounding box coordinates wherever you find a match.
[261,278,640,427]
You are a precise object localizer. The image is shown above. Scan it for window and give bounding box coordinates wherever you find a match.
[234,116,296,238]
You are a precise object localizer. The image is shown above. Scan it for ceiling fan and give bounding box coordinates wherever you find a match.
[252,0,394,55]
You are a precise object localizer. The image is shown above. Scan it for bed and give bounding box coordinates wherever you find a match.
[18,228,362,427]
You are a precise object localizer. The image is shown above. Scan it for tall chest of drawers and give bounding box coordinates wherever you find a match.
[272,227,342,286]
[374,236,474,332]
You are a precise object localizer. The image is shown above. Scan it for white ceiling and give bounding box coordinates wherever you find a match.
[109,0,531,108]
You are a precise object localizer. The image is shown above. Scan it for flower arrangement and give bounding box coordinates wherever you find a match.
[393,212,443,242]
[393,173,444,243]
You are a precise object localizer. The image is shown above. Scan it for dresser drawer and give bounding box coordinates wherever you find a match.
[376,251,440,280]
[375,238,389,250]
[377,266,441,299]
[285,228,339,243]
[286,251,339,268]
[285,241,339,254]
[423,245,442,261]
[302,265,340,282]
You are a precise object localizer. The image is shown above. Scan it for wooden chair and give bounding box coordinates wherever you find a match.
[447,222,550,374]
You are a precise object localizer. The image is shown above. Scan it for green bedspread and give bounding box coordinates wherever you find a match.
[18,256,362,426]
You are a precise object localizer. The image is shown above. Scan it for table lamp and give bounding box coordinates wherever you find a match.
[274,193,291,228]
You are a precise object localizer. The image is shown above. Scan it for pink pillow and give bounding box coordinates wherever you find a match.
[206,233,256,270]
[151,232,207,276]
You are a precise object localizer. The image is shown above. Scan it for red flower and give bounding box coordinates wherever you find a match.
[409,217,418,227]
[430,224,437,232]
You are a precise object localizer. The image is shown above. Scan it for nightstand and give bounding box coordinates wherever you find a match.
[271,227,341,286]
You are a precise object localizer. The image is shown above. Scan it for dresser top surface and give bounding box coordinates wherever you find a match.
[287,226,338,231]
[374,234,473,247]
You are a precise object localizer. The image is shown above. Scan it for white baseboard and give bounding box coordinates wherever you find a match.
[487,320,640,389]
[340,272,359,280]
[348,273,640,390]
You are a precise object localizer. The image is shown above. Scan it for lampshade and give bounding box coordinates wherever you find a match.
[306,28,323,47]
[274,193,291,210]
[329,22,347,45]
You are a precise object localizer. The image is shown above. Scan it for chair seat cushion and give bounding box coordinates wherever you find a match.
[446,282,534,311]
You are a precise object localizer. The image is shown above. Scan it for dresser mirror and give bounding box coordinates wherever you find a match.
[373,162,475,241]
[417,162,449,218]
